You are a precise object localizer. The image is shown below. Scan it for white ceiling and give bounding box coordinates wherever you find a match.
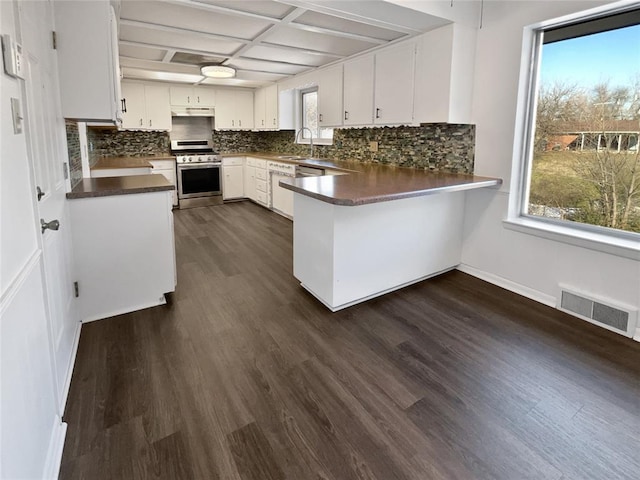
[118,0,450,88]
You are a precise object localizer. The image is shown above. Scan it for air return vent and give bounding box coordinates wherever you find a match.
[557,285,638,338]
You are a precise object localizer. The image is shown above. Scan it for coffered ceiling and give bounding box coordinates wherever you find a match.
[118,0,450,88]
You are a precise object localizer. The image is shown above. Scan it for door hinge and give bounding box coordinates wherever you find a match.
[63,162,69,180]
[52,31,57,50]
[74,281,79,298]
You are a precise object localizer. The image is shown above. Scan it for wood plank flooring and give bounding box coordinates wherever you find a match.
[60,201,640,480]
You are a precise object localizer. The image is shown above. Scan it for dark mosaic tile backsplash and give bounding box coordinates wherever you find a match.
[86,123,475,174]
[65,120,82,189]
[87,128,170,164]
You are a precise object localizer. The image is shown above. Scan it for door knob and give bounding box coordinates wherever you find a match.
[37,186,45,201]
[41,218,60,234]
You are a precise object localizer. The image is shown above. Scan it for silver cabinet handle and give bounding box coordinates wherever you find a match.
[37,186,45,201]
[376,108,381,119]
[41,218,60,234]
[344,111,349,121]
[139,118,143,126]
[149,119,152,127]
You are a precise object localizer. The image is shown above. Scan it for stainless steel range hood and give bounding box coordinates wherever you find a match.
[171,106,215,117]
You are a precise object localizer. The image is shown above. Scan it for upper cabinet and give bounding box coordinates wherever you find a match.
[265,84,279,130]
[414,24,476,124]
[254,87,266,129]
[169,86,216,106]
[343,55,374,126]
[54,0,122,122]
[374,43,415,125]
[254,84,279,130]
[215,89,254,130]
[121,82,171,131]
[318,64,343,127]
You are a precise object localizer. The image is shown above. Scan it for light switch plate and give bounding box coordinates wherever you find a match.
[2,34,25,79]
[369,141,379,152]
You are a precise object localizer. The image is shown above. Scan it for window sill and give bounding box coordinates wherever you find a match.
[296,139,333,146]
[503,217,640,261]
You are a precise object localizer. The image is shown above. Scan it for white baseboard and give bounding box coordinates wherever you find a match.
[60,321,82,416]
[456,263,640,343]
[43,418,67,480]
[456,263,557,308]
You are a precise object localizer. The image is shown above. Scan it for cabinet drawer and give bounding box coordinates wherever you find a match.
[256,179,267,193]
[255,159,267,169]
[256,190,268,205]
[256,168,268,181]
[246,157,256,167]
[223,157,244,166]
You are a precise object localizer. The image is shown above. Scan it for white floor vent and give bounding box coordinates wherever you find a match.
[557,286,638,338]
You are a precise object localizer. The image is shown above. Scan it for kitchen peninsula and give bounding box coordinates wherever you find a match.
[67,175,176,322]
[280,162,502,311]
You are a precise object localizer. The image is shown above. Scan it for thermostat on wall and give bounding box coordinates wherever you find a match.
[2,34,25,79]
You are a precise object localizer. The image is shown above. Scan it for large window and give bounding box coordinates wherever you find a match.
[299,88,333,143]
[523,8,640,236]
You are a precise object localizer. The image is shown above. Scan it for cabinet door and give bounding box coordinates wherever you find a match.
[121,82,146,129]
[254,87,266,129]
[236,90,254,130]
[223,165,244,199]
[243,164,257,201]
[144,84,171,130]
[170,86,194,106]
[195,87,216,106]
[54,1,121,121]
[265,84,279,129]
[214,89,234,129]
[344,56,374,126]
[318,64,343,127]
[374,43,415,125]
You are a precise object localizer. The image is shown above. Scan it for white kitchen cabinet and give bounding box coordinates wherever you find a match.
[149,159,178,206]
[318,64,343,127]
[215,89,254,130]
[414,24,476,124]
[144,84,172,130]
[343,55,374,126]
[254,87,266,129]
[265,84,279,129]
[54,0,122,122]
[121,82,146,129]
[69,189,176,322]
[244,160,257,201]
[170,86,216,107]
[374,42,415,125]
[121,82,171,131]
[222,157,244,200]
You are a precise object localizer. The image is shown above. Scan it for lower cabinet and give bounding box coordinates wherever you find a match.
[149,160,178,206]
[222,157,245,200]
[270,172,294,218]
[244,158,257,201]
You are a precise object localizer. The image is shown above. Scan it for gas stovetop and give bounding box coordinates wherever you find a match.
[171,139,221,164]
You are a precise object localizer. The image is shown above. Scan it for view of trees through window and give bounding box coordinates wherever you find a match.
[528,18,640,234]
[301,89,333,142]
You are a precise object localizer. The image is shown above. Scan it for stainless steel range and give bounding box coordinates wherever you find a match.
[171,139,223,209]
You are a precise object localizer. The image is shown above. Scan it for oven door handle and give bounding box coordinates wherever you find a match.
[177,163,221,170]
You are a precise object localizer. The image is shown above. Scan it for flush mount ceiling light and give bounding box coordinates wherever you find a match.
[201,65,236,78]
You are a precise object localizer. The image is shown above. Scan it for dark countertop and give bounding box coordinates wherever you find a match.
[91,156,175,170]
[67,175,174,199]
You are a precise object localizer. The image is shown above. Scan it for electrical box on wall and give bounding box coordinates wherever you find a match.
[1,34,25,79]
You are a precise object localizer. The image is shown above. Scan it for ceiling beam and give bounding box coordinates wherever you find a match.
[287,22,389,45]
[119,18,250,46]
[162,49,176,63]
[274,0,422,35]
[162,0,287,23]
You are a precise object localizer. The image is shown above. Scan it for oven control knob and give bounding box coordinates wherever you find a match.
[187,156,193,162]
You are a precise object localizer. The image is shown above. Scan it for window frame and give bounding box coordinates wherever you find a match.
[509,1,640,258]
[296,87,333,146]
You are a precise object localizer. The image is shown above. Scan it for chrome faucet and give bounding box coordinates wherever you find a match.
[295,127,314,158]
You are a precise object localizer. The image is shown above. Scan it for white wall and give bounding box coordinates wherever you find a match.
[460,1,640,338]
[1,0,66,478]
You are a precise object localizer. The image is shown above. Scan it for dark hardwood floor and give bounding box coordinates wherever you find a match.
[60,201,640,480]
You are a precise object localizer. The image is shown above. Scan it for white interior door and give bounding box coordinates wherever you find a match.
[19,0,78,415]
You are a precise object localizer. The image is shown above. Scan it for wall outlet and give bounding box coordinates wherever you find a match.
[369,141,378,152]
